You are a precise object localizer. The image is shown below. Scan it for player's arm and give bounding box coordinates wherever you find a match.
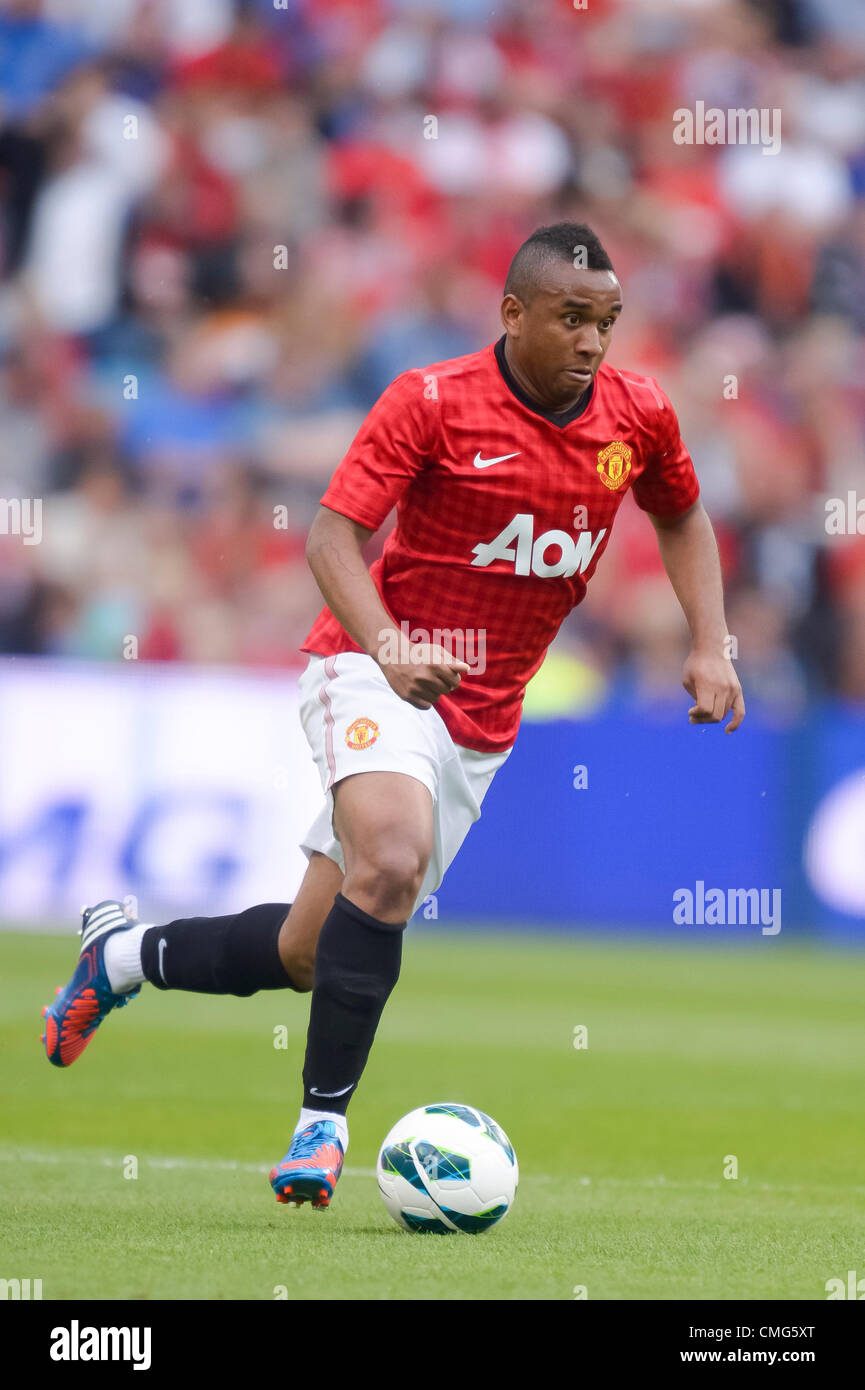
[647,499,745,733]
[306,370,469,708]
[305,506,468,711]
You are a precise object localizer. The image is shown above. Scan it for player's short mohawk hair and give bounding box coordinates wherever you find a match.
[504,223,614,302]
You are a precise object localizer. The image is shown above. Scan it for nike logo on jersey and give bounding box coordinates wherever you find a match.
[473,451,520,469]
[158,938,168,985]
[471,512,607,578]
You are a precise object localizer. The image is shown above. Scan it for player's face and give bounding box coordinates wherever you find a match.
[501,266,623,411]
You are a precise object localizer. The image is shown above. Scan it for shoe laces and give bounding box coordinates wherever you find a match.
[291,1123,334,1158]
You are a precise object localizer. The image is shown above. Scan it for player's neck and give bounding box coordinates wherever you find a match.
[503,337,587,416]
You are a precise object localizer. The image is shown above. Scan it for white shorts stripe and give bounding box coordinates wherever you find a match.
[319,654,338,789]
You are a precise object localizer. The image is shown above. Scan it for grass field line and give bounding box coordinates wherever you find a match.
[3,1148,864,1195]
[0,1147,379,1180]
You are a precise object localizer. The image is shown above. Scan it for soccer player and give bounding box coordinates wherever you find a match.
[41,223,744,1209]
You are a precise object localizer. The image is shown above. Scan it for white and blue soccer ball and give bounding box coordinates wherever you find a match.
[376,1102,518,1234]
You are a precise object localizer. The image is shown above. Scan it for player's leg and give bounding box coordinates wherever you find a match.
[41,851,341,1069]
[278,850,343,992]
[269,770,432,1208]
[135,846,343,998]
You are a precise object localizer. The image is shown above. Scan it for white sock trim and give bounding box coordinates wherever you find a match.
[296,1107,349,1153]
[103,923,151,994]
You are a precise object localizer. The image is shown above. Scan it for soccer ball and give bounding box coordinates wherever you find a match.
[376,1102,518,1234]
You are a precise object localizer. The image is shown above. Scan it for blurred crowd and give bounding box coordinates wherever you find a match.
[1,0,864,718]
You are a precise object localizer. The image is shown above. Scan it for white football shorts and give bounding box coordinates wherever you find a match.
[298,651,512,918]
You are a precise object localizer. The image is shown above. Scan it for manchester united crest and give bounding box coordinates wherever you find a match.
[597,441,633,491]
[345,717,380,750]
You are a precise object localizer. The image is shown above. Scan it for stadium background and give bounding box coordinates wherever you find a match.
[0,0,864,941]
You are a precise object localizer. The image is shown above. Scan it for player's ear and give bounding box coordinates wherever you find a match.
[500,293,523,337]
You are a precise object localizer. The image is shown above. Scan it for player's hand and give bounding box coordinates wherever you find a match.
[682,647,745,733]
[379,643,470,710]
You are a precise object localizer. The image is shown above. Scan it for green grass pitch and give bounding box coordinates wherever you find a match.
[2,927,864,1301]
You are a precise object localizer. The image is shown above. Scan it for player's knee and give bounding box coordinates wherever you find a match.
[277,917,317,992]
[347,839,428,919]
[287,950,315,993]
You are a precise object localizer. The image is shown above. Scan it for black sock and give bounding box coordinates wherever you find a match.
[141,903,296,995]
[302,893,404,1116]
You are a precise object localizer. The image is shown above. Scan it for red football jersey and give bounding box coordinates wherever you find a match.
[302,338,699,752]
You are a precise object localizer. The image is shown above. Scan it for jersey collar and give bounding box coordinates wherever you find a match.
[493,335,594,428]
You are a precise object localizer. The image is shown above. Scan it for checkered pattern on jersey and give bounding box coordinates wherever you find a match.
[303,344,699,752]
